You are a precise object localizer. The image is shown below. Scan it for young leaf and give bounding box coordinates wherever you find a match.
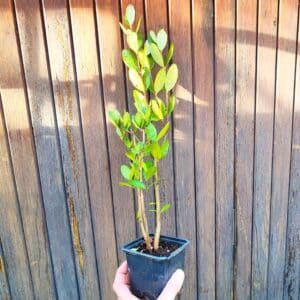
[129,69,145,92]
[168,93,176,114]
[125,151,135,161]
[161,139,169,158]
[137,50,150,69]
[149,30,157,43]
[145,166,156,181]
[108,110,121,127]
[160,203,171,213]
[145,123,157,141]
[125,4,135,26]
[154,67,166,94]
[127,32,142,53]
[150,141,162,160]
[150,43,164,67]
[165,42,174,65]
[165,64,178,92]
[157,29,168,51]
[120,180,146,190]
[144,40,151,55]
[121,165,131,180]
[142,69,152,90]
[150,99,164,120]
[157,122,170,140]
[122,49,138,71]
[123,111,131,129]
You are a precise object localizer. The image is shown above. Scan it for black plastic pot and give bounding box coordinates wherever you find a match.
[122,235,189,300]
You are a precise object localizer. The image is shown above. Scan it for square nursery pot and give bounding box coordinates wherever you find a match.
[122,235,189,300]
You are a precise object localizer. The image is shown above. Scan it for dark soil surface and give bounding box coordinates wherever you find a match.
[136,239,179,257]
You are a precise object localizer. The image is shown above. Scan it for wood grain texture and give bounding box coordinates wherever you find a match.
[0,98,33,299]
[268,1,298,299]
[192,0,215,298]
[251,1,278,299]
[14,0,80,298]
[95,0,136,261]
[235,1,257,299]
[42,0,100,298]
[69,0,118,298]
[1,1,56,298]
[283,9,300,299]
[144,0,176,238]
[214,0,235,298]
[168,1,197,299]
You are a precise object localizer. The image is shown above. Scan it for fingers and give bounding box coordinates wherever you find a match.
[113,261,130,285]
[157,269,185,300]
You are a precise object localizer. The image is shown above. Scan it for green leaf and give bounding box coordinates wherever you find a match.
[154,67,166,94]
[150,141,161,159]
[157,29,168,51]
[125,151,135,161]
[121,165,131,180]
[120,180,146,190]
[144,40,151,55]
[123,111,131,129]
[149,209,157,212]
[132,112,144,128]
[108,110,121,127]
[145,166,156,180]
[122,49,138,71]
[161,139,169,158]
[125,4,135,26]
[129,69,145,92]
[168,93,176,114]
[151,99,164,120]
[160,203,171,213]
[157,122,170,140]
[145,123,157,141]
[127,32,142,53]
[165,42,174,65]
[137,50,150,69]
[133,90,147,114]
[150,43,164,67]
[156,97,167,118]
[142,69,152,90]
[165,64,178,92]
[149,31,157,43]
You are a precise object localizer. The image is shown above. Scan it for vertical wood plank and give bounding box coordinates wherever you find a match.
[192,0,215,298]
[214,1,235,298]
[268,0,298,299]
[0,99,33,299]
[284,9,300,299]
[144,0,176,238]
[42,0,100,298]
[14,0,79,298]
[235,1,257,299]
[251,1,278,299]
[95,0,136,261]
[68,0,118,298]
[168,1,197,299]
[1,1,56,298]
[0,204,11,300]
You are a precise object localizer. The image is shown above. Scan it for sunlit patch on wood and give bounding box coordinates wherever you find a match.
[0,255,4,273]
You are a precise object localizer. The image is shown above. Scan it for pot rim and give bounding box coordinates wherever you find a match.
[122,234,189,261]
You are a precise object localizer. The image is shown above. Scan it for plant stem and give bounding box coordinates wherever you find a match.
[153,159,161,250]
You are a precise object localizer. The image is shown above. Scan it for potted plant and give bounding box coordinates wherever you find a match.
[109,4,189,299]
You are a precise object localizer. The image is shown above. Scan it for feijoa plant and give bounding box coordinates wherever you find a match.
[109,4,178,252]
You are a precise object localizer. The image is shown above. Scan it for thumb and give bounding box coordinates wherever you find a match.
[157,269,185,300]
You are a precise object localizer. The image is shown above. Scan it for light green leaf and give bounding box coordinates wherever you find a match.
[149,209,157,212]
[144,40,151,55]
[108,110,121,127]
[156,97,167,118]
[145,166,156,181]
[136,209,141,220]
[125,151,135,161]
[122,49,138,71]
[149,202,156,205]
[120,180,146,189]
[149,30,157,43]
[145,123,157,141]
[168,93,176,114]
[165,64,178,92]
[123,111,131,129]
[161,139,169,158]
[151,99,163,120]
[157,122,170,140]
[160,203,171,213]
[121,165,131,180]
[133,90,147,114]
[150,43,164,67]
[154,67,166,94]
[157,29,168,51]
[151,141,161,159]
[165,42,174,65]
[137,49,150,69]
[142,69,152,90]
[125,4,135,26]
[129,69,145,92]
[127,32,142,53]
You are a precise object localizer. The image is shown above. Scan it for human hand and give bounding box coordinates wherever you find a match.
[113,261,185,300]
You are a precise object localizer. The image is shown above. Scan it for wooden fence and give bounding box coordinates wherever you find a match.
[0,0,299,299]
